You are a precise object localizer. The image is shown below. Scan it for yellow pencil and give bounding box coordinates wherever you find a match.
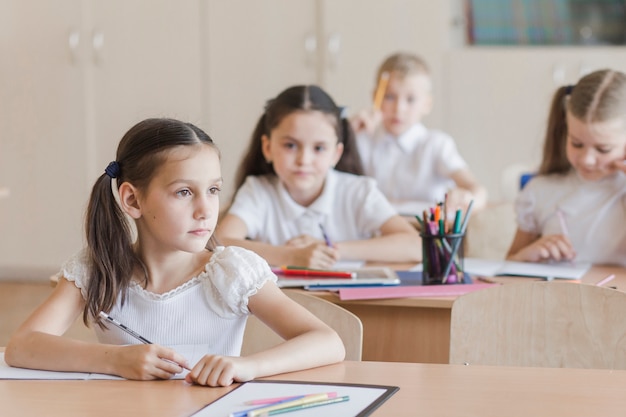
[373,71,390,110]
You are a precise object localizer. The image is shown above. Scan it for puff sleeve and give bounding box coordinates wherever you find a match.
[202,246,277,318]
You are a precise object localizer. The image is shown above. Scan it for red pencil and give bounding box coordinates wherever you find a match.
[278,268,355,279]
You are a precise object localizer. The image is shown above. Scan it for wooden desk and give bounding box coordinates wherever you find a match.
[2,360,626,416]
[47,265,626,364]
[307,265,626,364]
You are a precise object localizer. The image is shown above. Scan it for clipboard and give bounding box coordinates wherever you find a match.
[191,380,399,417]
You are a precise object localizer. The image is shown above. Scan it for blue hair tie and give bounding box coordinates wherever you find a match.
[565,85,575,95]
[104,161,120,179]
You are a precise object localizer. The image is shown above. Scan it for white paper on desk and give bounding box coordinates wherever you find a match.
[464,258,591,280]
[0,345,209,380]
[192,380,394,417]
[333,260,365,269]
[0,353,122,380]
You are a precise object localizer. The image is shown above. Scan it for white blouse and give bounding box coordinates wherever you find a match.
[357,123,467,213]
[515,170,626,266]
[227,169,397,245]
[57,246,276,356]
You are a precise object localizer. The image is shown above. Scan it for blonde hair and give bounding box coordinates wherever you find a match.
[376,52,430,84]
[539,69,626,175]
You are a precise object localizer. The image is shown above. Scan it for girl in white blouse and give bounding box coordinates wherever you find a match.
[507,70,626,265]
[5,118,344,386]
[216,85,421,269]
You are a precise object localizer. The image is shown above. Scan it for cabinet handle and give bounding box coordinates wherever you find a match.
[68,29,80,65]
[326,32,341,71]
[304,33,317,68]
[552,64,566,85]
[92,30,104,66]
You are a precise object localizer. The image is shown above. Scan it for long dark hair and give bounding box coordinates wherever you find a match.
[84,118,218,326]
[233,85,363,191]
[539,69,626,175]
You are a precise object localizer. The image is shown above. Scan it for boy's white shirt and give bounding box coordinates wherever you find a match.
[356,123,467,213]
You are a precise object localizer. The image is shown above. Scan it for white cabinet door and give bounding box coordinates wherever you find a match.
[90,0,204,177]
[0,1,88,272]
[322,0,450,127]
[443,47,626,201]
[0,1,204,274]
[203,0,318,202]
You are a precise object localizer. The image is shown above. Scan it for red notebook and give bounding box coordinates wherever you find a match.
[337,283,496,301]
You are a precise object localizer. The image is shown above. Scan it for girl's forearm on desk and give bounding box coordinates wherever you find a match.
[337,233,422,263]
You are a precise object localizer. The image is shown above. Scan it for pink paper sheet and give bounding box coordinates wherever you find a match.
[338,283,497,300]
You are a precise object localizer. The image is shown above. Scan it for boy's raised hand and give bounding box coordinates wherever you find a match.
[349,108,382,135]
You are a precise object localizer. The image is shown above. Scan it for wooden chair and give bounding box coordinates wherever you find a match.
[241,289,363,361]
[449,282,626,369]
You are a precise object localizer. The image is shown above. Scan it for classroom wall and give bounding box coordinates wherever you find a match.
[4,1,616,279]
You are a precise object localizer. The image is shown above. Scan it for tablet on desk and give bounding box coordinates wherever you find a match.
[275,267,400,288]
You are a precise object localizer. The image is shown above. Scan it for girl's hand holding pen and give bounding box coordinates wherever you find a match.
[111,344,190,381]
[508,234,576,263]
[285,235,339,269]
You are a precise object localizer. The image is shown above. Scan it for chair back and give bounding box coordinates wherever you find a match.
[241,289,363,361]
[450,282,626,369]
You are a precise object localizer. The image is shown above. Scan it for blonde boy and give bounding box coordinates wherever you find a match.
[352,52,487,215]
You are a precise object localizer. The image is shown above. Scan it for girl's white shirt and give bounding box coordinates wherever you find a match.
[227,169,397,245]
[356,123,467,213]
[515,170,626,266]
[57,246,276,355]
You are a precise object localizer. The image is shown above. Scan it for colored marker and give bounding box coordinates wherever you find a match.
[244,392,337,406]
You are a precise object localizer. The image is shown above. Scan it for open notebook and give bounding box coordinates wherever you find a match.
[0,344,208,380]
[464,258,591,280]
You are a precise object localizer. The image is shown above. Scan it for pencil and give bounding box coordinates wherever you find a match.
[252,396,350,417]
[556,209,569,237]
[595,274,616,287]
[99,311,152,344]
[442,200,475,282]
[244,393,337,406]
[373,71,390,110]
[99,311,190,370]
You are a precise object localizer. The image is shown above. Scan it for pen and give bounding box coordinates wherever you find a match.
[452,209,462,234]
[318,223,332,247]
[555,208,576,265]
[595,274,616,287]
[99,311,152,344]
[556,209,569,237]
[99,311,190,370]
[442,200,474,283]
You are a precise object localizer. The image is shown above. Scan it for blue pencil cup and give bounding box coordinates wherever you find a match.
[420,232,466,285]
